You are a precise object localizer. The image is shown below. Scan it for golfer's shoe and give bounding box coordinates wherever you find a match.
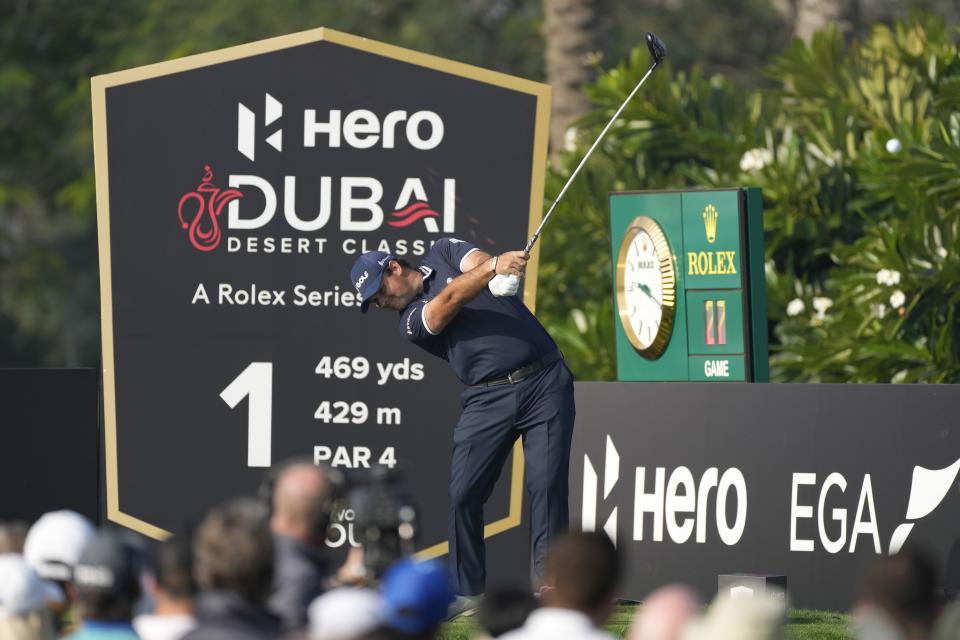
[446,594,482,620]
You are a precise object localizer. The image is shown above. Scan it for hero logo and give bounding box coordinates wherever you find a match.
[236,93,443,158]
[582,436,748,547]
[237,93,284,161]
[790,456,960,555]
[177,93,455,252]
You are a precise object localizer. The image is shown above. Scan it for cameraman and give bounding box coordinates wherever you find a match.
[268,463,335,632]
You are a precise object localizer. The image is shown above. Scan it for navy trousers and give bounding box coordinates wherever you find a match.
[448,359,576,595]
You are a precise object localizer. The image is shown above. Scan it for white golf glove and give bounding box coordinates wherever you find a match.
[489,274,520,297]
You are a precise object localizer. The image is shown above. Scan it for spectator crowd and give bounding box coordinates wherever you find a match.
[1,460,959,640]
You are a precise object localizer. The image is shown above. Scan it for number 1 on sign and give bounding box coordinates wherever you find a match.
[220,362,273,468]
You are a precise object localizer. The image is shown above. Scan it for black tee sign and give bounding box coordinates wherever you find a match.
[92,28,550,559]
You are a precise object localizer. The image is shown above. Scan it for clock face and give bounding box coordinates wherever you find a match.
[616,216,676,359]
[622,229,664,350]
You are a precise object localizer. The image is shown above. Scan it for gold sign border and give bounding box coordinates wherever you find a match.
[91,27,552,557]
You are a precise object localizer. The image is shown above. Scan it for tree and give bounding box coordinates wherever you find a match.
[0,0,140,366]
[792,0,858,41]
[543,0,607,161]
[607,0,792,87]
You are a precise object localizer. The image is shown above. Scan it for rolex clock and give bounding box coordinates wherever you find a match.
[610,189,769,382]
[615,216,676,359]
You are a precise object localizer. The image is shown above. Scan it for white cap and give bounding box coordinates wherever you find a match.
[0,554,48,616]
[23,511,95,582]
[308,588,384,640]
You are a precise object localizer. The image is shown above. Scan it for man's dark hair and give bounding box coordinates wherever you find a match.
[478,586,539,637]
[78,586,140,622]
[546,531,620,611]
[74,530,144,622]
[151,535,196,600]
[193,498,274,603]
[863,547,941,633]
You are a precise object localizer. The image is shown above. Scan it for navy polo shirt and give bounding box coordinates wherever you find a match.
[399,238,557,386]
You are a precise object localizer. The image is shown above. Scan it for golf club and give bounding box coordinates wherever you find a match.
[523,31,667,255]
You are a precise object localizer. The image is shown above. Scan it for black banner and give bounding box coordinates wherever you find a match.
[570,382,960,610]
[92,28,547,573]
[0,369,99,524]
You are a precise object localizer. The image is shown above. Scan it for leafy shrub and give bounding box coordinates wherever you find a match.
[538,11,960,383]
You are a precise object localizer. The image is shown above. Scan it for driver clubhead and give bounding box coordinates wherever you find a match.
[646,32,667,65]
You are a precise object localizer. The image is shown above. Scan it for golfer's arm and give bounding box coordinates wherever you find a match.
[423,251,494,333]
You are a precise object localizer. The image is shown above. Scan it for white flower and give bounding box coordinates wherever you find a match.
[889,290,906,309]
[885,138,902,154]
[563,127,578,152]
[812,297,833,313]
[812,296,832,321]
[786,298,805,317]
[937,247,948,259]
[875,269,901,286]
[739,148,773,172]
[571,308,588,334]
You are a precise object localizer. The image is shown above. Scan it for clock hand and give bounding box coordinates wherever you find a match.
[635,282,662,309]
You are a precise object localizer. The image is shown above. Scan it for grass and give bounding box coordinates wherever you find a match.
[438,604,854,639]
[786,609,854,640]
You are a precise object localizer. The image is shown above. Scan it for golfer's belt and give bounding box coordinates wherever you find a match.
[472,350,562,388]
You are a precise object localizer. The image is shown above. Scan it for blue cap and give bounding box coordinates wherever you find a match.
[350,251,397,313]
[380,558,454,633]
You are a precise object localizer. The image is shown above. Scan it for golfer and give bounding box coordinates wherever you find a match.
[350,238,575,610]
